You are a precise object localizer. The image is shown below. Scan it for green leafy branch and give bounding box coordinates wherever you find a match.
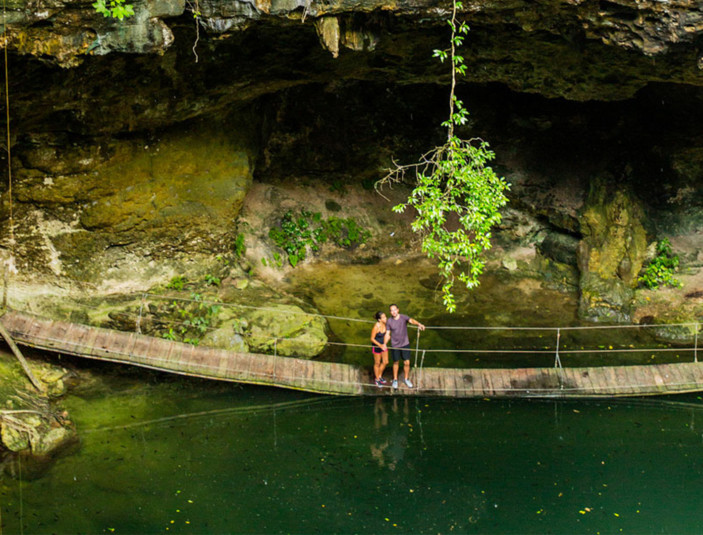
[377,0,509,312]
[92,0,134,20]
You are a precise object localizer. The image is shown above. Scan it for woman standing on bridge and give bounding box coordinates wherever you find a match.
[371,312,389,387]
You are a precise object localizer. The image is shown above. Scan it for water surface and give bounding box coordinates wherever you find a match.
[3,372,703,534]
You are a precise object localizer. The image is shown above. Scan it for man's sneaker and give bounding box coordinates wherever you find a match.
[378,377,388,385]
[392,379,398,389]
[404,378,414,388]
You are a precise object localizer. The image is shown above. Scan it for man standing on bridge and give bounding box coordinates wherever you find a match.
[385,304,425,390]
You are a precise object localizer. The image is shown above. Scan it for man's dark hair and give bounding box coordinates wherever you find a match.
[389,304,398,309]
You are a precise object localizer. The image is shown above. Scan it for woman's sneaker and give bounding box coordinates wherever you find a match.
[378,378,388,385]
[375,378,383,387]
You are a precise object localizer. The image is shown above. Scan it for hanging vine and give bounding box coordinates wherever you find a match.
[377,0,510,313]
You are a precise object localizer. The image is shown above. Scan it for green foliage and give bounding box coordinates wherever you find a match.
[268,210,370,267]
[233,234,246,258]
[166,275,187,291]
[639,238,682,290]
[92,0,134,19]
[159,293,221,346]
[378,0,509,312]
[204,274,221,287]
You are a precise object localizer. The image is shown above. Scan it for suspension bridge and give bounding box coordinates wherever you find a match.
[3,302,703,398]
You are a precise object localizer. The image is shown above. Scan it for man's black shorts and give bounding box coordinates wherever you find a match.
[391,345,411,362]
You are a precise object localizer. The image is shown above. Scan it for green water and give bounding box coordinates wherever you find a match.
[3,369,703,534]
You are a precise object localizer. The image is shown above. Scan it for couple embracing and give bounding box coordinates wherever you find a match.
[370,304,425,389]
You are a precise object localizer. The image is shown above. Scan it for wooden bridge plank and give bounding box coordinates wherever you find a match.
[2,312,33,339]
[311,361,331,393]
[638,366,661,395]
[442,369,457,396]
[200,346,223,378]
[251,354,275,385]
[501,369,518,396]
[666,363,690,391]
[25,318,49,345]
[586,367,607,395]
[189,346,212,376]
[107,331,134,360]
[686,363,703,386]
[626,366,650,395]
[421,368,439,395]
[594,366,614,395]
[214,348,233,379]
[423,368,437,395]
[233,352,254,382]
[129,335,154,364]
[327,363,345,394]
[569,368,590,396]
[539,368,558,396]
[477,369,491,397]
[601,366,621,396]
[447,370,461,397]
[608,367,630,396]
[679,363,699,387]
[63,323,90,353]
[160,339,177,366]
[649,366,667,394]
[220,349,241,381]
[339,362,356,394]
[474,369,488,397]
[604,367,625,395]
[679,363,703,390]
[461,369,474,397]
[287,358,310,390]
[436,369,449,396]
[433,369,447,396]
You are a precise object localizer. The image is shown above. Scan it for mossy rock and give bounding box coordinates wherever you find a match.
[32,426,77,457]
[1,421,30,452]
[244,304,328,358]
[578,180,648,321]
[200,311,250,353]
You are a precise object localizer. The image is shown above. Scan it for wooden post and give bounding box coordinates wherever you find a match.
[0,315,45,393]
[695,323,699,363]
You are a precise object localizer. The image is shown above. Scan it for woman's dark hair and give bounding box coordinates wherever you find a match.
[374,311,383,321]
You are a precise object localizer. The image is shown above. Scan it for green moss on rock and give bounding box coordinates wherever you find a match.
[578,180,648,322]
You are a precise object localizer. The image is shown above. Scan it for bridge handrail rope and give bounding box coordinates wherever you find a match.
[4,291,701,372]
[141,292,702,333]
[12,328,703,394]
[28,301,695,365]
[98,309,696,358]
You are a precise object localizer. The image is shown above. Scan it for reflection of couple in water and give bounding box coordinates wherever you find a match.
[370,397,412,471]
[370,304,425,389]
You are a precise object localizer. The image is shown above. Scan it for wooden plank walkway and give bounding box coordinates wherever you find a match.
[4,309,703,398]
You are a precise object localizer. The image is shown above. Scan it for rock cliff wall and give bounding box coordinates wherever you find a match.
[1,0,703,326]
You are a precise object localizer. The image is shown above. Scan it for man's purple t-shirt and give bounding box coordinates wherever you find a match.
[387,314,410,347]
